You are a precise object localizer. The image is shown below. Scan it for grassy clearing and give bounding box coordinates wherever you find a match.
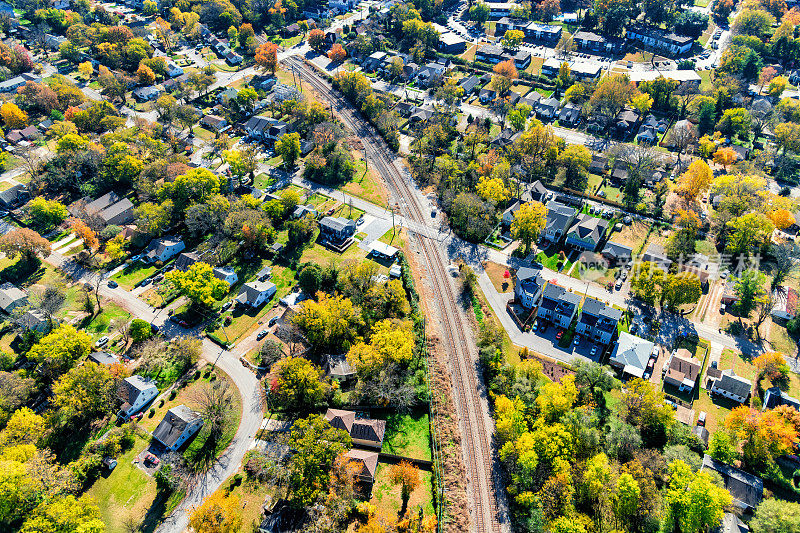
[484,261,512,293]
[342,154,388,206]
[719,348,757,381]
[611,220,650,253]
[82,303,131,340]
[378,408,432,461]
[370,464,434,523]
[535,245,567,271]
[87,434,184,533]
[111,261,157,290]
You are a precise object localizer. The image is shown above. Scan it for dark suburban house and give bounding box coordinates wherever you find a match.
[575,297,622,345]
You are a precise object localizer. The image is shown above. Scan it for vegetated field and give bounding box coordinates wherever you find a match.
[343,153,388,206]
[212,299,281,344]
[370,464,434,523]
[211,473,281,531]
[111,261,157,290]
[81,302,131,341]
[484,261,513,294]
[610,220,650,252]
[87,434,184,533]
[378,408,432,461]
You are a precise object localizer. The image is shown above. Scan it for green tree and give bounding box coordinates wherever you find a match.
[273,356,329,411]
[20,495,104,533]
[734,269,767,317]
[630,261,665,306]
[165,262,228,307]
[716,107,752,139]
[726,213,774,255]
[129,318,152,343]
[52,362,117,425]
[135,200,174,236]
[275,132,301,168]
[708,431,739,464]
[663,461,732,533]
[501,29,524,49]
[27,325,92,380]
[27,198,67,230]
[621,378,674,447]
[614,473,640,526]
[158,168,221,210]
[286,415,352,506]
[293,293,359,352]
[751,499,800,533]
[662,272,702,310]
[557,145,592,190]
[510,201,547,254]
[468,3,489,25]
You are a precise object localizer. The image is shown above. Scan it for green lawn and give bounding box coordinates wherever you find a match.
[81,303,131,341]
[586,173,604,194]
[379,409,432,461]
[254,172,274,189]
[87,434,184,533]
[342,157,388,206]
[719,348,757,381]
[111,261,157,290]
[535,245,569,271]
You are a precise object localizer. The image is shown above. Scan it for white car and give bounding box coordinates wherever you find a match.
[590,345,597,356]
[573,336,580,346]
[95,336,109,348]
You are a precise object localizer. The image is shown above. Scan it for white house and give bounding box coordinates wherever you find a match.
[117,375,159,419]
[144,237,186,263]
[153,405,204,451]
[166,61,184,78]
[236,280,277,308]
[213,267,238,286]
[771,286,797,321]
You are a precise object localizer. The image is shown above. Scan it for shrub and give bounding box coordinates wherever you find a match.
[169,389,177,400]
[194,370,201,380]
[158,399,164,407]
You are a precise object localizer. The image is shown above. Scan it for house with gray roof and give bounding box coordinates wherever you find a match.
[319,216,356,246]
[323,353,355,382]
[642,243,672,271]
[576,296,622,345]
[0,184,29,209]
[88,351,118,366]
[566,214,609,251]
[536,96,560,119]
[543,201,577,242]
[459,75,481,95]
[537,283,580,328]
[762,386,800,411]
[0,282,26,313]
[174,251,201,271]
[502,201,522,229]
[153,405,204,451]
[236,280,277,308]
[117,375,158,419]
[213,267,238,285]
[98,198,134,226]
[601,241,632,265]
[19,309,47,332]
[515,265,545,309]
[710,370,751,404]
[701,455,763,511]
[144,237,185,263]
[609,332,654,378]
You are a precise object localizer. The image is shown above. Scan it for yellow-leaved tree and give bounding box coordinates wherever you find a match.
[511,201,547,254]
[188,493,242,533]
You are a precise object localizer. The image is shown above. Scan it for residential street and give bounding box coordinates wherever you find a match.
[44,251,264,533]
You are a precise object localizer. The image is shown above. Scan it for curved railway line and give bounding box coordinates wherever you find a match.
[284,56,508,533]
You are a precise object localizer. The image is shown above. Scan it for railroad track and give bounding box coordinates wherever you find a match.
[284,56,507,533]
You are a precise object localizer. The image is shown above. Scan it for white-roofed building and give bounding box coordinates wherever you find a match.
[609,332,654,378]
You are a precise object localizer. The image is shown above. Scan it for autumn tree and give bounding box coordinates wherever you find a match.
[492,60,517,95]
[661,271,702,310]
[189,493,242,533]
[501,29,524,49]
[753,352,790,381]
[725,406,798,468]
[255,42,278,74]
[621,378,674,446]
[272,356,330,411]
[589,74,638,119]
[293,293,359,351]
[70,218,99,252]
[676,160,712,200]
[328,43,347,62]
[751,499,800,533]
[0,102,27,129]
[768,208,795,230]
[389,461,420,514]
[308,28,326,51]
[165,262,228,307]
[51,362,118,426]
[0,228,51,265]
[510,201,547,254]
[19,496,104,533]
[137,62,155,85]
[476,176,510,204]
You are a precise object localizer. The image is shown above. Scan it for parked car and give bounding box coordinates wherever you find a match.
[573,336,580,346]
[556,329,564,340]
[268,316,279,327]
[257,330,268,340]
[140,278,152,287]
[590,345,597,356]
[532,321,538,332]
[95,336,109,348]
[720,303,726,314]
[698,411,707,426]
[143,453,160,466]
[107,280,118,288]
[153,274,164,282]
[664,399,677,410]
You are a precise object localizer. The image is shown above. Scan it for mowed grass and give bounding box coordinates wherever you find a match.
[342,154,388,206]
[380,409,432,461]
[370,464,434,522]
[111,261,157,290]
[87,434,184,533]
[484,261,513,294]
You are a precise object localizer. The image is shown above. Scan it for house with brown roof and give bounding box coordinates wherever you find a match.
[325,408,386,448]
[346,448,379,484]
[663,348,701,392]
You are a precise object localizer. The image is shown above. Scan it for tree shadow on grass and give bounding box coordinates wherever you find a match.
[1,258,44,286]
